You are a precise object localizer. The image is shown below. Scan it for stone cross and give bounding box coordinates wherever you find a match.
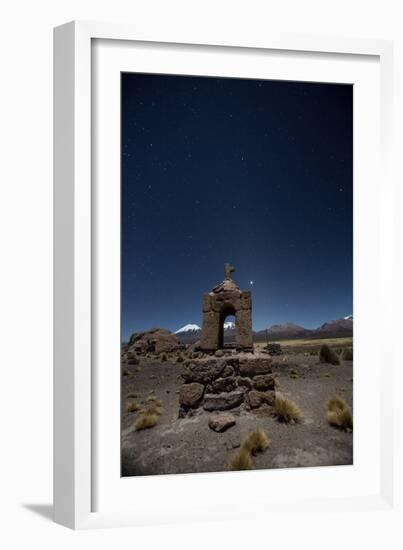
[224,263,235,280]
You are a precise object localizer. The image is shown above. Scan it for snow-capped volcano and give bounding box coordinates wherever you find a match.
[344,314,353,320]
[175,324,201,334]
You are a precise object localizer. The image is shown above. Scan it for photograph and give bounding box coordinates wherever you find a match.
[120,72,353,476]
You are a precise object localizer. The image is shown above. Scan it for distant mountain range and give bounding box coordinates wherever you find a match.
[175,315,353,345]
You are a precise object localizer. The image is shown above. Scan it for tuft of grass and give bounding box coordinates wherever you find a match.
[135,412,158,431]
[145,399,162,416]
[326,396,353,431]
[229,448,253,471]
[126,400,140,413]
[319,344,340,365]
[242,429,270,455]
[272,394,302,423]
[141,398,163,417]
[342,347,353,361]
[127,392,138,399]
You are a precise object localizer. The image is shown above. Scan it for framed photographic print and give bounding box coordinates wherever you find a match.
[54,21,396,529]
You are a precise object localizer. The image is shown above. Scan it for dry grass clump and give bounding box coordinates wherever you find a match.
[242,429,270,455]
[326,396,353,431]
[134,396,163,431]
[126,400,141,413]
[127,392,138,399]
[144,396,163,415]
[229,429,270,471]
[319,344,340,365]
[229,448,253,471]
[342,347,353,361]
[134,412,159,431]
[272,394,302,423]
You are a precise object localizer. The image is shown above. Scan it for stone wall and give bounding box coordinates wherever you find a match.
[178,356,276,417]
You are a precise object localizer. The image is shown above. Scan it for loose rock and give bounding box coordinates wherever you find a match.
[208,413,236,432]
[179,383,205,408]
[247,390,276,409]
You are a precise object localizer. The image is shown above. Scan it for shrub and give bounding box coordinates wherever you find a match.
[342,347,353,361]
[135,412,158,431]
[126,400,140,413]
[229,448,252,471]
[326,396,353,431]
[161,353,167,362]
[242,429,270,455]
[319,344,340,365]
[272,394,302,423]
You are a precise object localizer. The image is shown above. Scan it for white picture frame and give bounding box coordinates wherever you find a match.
[54,20,396,530]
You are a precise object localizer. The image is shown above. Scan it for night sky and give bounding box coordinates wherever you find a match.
[121,73,352,341]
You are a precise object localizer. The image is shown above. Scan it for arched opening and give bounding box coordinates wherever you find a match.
[218,307,236,349]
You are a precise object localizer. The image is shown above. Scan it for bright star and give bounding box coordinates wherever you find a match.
[250,280,254,286]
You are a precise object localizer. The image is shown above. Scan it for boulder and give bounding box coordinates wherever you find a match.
[126,351,139,365]
[208,413,236,432]
[247,390,276,409]
[222,365,235,377]
[211,377,236,393]
[215,349,224,357]
[128,328,179,355]
[179,383,205,408]
[239,358,272,377]
[264,343,283,356]
[236,376,252,390]
[182,358,226,384]
[253,374,276,391]
[203,390,244,411]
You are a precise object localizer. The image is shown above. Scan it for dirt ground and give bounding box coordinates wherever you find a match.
[121,339,353,476]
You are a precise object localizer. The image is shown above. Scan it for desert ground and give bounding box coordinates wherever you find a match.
[121,337,353,476]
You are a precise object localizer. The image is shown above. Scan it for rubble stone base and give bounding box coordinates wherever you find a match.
[178,356,276,416]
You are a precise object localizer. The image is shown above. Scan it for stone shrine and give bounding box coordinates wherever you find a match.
[200,264,253,352]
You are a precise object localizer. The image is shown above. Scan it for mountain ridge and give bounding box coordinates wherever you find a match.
[175,315,353,344]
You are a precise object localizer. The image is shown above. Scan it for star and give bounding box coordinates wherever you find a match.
[250,280,254,286]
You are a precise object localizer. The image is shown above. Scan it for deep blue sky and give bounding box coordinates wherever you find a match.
[121,73,352,341]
